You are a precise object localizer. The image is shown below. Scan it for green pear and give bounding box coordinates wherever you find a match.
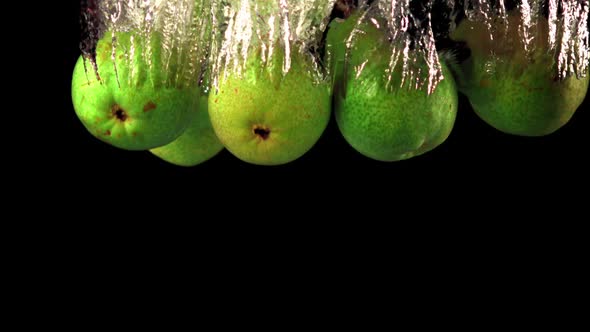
[208,49,331,165]
[150,93,224,166]
[71,31,198,150]
[450,13,589,136]
[327,14,458,162]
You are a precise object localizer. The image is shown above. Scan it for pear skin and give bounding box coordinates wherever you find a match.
[71,32,197,150]
[327,15,458,162]
[150,94,224,166]
[208,51,331,166]
[450,13,589,136]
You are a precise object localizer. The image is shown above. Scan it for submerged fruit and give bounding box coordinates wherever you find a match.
[208,50,331,166]
[451,12,589,136]
[327,14,458,162]
[71,32,197,150]
[150,94,224,166]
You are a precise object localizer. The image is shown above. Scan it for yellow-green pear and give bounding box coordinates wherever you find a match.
[71,31,198,150]
[150,94,224,166]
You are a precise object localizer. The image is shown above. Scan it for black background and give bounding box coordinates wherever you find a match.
[55,1,589,196]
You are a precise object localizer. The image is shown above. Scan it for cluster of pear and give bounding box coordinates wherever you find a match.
[71,2,589,167]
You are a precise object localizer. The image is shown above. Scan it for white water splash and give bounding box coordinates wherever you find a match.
[210,0,335,90]
[459,0,588,79]
[373,0,444,94]
[552,0,589,79]
[90,0,213,88]
[84,0,589,91]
